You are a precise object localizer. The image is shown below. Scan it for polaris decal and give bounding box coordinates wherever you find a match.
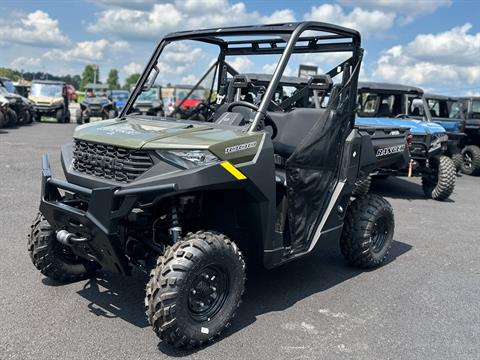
[225,141,257,154]
[376,144,406,157]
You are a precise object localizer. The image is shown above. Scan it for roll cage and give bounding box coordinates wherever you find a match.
[120,22,362,129]
[357,82,433,122]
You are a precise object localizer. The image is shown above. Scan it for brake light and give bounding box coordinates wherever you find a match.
[406,134,413,145]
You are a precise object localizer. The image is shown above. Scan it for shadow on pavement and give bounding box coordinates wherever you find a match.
[69,237,411,356]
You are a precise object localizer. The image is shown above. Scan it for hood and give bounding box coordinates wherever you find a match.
[29,95,63,104]
[73,116,247,150]
[356,117,446,135]
[431,118,463,133]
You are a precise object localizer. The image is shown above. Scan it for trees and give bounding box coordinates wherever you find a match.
[107,69,120,89]
[123,73,140,90]
[0,68,21,81]
[80,65,100,90]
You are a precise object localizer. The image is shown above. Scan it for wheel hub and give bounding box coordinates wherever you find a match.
[463,152,472,169]
[188,265,228,322]
[371,217,389,253]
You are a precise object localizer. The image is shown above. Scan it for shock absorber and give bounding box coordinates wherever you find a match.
[169,203,182,243]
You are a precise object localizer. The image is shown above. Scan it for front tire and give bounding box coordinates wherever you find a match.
[56,108,65,123]
[340,194,394,268]
[28,213,98,283]
[422,155,456,200]
[460,145,480,176]
[145,231,245,348]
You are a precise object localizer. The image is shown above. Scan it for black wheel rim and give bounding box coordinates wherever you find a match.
[463,152,472,169]
[371,216,390,253]
[188,265,229,322]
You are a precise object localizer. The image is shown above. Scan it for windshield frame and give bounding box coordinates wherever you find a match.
[30,82,64,98]
[120,22,362,131]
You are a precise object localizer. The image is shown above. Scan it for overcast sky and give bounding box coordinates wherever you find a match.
[1,0,479,95]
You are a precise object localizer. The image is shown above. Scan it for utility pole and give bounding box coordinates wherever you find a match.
[93,64,97,84]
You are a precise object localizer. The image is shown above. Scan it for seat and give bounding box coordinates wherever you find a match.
[378,103,391,117]
[269,108,329,159]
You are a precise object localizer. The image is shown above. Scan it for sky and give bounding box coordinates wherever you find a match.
[0,0,480,95]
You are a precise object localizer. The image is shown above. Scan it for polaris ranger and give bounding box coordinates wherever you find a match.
[424,94,466,172]
[458,96,480,175]
[132,85,164,116]
[357,82,456,201]
[79,84,117,124]
[29,80,70,123]
[29,22,404,348]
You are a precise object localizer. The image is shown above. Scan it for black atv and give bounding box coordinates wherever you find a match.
[0,78,34,126]
[424,94,466,172]
[458,96,480,175]
[79,84,117,124]
[29,22,405,348]
[132,85,164,116]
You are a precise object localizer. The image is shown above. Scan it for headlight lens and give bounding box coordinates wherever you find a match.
[157,150,220,169]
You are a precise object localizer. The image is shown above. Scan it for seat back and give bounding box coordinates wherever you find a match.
[270,108,329,158]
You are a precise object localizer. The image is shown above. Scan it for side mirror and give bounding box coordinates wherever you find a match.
[142,65,159,91]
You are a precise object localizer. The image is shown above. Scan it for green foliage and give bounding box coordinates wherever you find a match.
[107,69,120,89]
[0,67,81,89]
[80,64,100,90]
[0,68,22,81]
[123,73,140,90]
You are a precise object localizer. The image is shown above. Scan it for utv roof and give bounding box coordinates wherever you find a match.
[459,96,480,100]
[358,82,423,95]
[242,73,314,86]
[163,22,361,55]
[31,79,65,85]
[86,83,109,89]
[424,93,459,101]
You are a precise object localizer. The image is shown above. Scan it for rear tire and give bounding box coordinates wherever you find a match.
[145,231,245,348]
[352,175,371,197]
[340,194,394,268]
[451,152,463,172]
[422,155,456,200]
[28,213,98,283]
[460,145,480,176]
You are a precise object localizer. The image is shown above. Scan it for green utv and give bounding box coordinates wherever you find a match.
[29,22,407,348]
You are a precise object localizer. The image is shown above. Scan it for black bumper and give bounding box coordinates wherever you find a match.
[39,154,176,274]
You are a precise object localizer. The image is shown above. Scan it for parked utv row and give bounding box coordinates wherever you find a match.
[0,77,34,127]
[25,21,476,351]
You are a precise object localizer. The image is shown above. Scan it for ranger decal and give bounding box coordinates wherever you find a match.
[376,144,406,157]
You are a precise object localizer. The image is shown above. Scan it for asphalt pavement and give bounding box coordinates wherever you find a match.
[1,122,479,360]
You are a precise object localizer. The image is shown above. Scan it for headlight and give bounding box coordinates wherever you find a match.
[157,150,220,169]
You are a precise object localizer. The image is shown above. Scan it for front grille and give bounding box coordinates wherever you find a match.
[72,140,153,183]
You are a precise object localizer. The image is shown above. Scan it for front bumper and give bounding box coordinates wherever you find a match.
[39,154,176,274]
[33,103,62,114]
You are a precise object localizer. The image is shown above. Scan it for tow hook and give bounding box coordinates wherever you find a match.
[56,230,89,245]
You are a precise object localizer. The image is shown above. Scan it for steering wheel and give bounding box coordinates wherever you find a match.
[395,113,409,119]
[226,101,278,139]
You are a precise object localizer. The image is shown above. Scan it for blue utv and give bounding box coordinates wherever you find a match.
[356,82,456,201]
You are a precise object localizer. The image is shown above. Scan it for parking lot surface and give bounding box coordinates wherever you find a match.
[1,122,479,360]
